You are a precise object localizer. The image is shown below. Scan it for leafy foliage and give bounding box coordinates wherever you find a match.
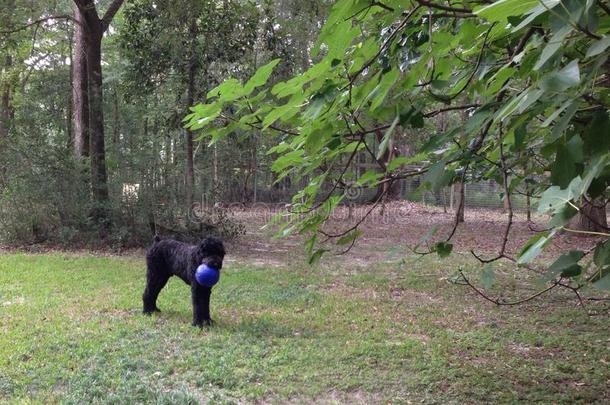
[187,0,610,290]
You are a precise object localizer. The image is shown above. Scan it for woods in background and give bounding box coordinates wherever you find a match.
[0,0,328,246]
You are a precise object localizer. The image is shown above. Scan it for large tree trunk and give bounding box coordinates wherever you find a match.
[72,5,89,158]
[86,26,110,233]
[570,198,608,233]
[73,0,124,234]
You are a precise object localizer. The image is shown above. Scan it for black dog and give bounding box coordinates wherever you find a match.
[143,235,225,327]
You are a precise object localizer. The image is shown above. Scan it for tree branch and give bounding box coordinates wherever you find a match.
[458,269,561,306]
[423,103,481,118]
[0,15,78,35]
[101,0,125,31]
[415,0,473,14]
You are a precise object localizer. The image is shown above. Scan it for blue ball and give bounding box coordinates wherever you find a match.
[195,264,220,287]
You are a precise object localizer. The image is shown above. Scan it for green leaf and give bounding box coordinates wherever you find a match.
[304,235,318,255]
[518,231,555,264]
[475,0,559,22]
[475,0,536,20]
[549,203,579,227]
[337,229,363,246]
[480,265,495,289]
[206,79,244,101]
[244,59,281,95]
[484,66,516,96]
[534,25,572,70]
[434,242,453,258]
[539,60,580,92]
[537,176,582,214]
[496,88,544,122]
[308,249,329,265]
[511,0,562,32]
[370,69,400,111]
[377,115,399,160]
[271,150,305,172]
[422,162,446,192]
[593,240,610,269]
[593,271,610,290]
[550,142,580,188]
[585,35,610,58]
[357,170,384,186]
[543,250,585,281]
[262,103,299,129]
[541,99,572,128]
[387,153,427,172]
[583,110,610,155]
[580,154,610,195]
[549,100,579,141]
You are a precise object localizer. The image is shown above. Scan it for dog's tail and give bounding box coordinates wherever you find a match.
[153,235,161,244]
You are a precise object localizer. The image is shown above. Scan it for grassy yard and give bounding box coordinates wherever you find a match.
[0,252,608,403]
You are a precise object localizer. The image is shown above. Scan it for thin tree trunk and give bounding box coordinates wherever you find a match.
[0,85,10,140]
[213,143,218,204]
[66,24,74,152]
[0,55,11,187]
[252,135,258,203]
[184,21,197,212]
[0,0,14,141]
[455,181,465,223]
[112,88,120,146]
[526,187,531,222]
[72,5,89,158]
[184,78,195,211]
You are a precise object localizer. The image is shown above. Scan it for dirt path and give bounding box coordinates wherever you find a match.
[226,201,603,266]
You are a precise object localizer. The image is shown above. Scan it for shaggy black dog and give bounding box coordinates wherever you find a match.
[143,235,225,327]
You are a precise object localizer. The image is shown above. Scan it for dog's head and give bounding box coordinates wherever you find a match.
[196,237,225,270]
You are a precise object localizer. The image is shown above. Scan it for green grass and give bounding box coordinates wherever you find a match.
[0,253,608,403]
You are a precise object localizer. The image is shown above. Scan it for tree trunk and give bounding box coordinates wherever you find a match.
[112,88,120,146]
[213,143,219,204]
[454,181,465,223]
[72,5,89,158]
[66,35,74,152]
[184,76,195,212]
[0,54,13,140]
[73,0,124,234]
[503,194,510,213]
[86,26,110,233]
[184,20,197,213]
[570,198,608,233]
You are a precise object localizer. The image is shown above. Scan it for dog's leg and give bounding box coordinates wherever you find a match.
[143,264,170,314]
[191,283,213,327]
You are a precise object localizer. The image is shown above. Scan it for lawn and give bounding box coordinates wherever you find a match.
[0,252,608,403]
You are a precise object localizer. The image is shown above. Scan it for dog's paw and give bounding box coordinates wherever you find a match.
[143,307,161,315]
[193,318,215,328]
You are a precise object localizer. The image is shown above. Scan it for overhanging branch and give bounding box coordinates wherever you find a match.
[0,15,77,35]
